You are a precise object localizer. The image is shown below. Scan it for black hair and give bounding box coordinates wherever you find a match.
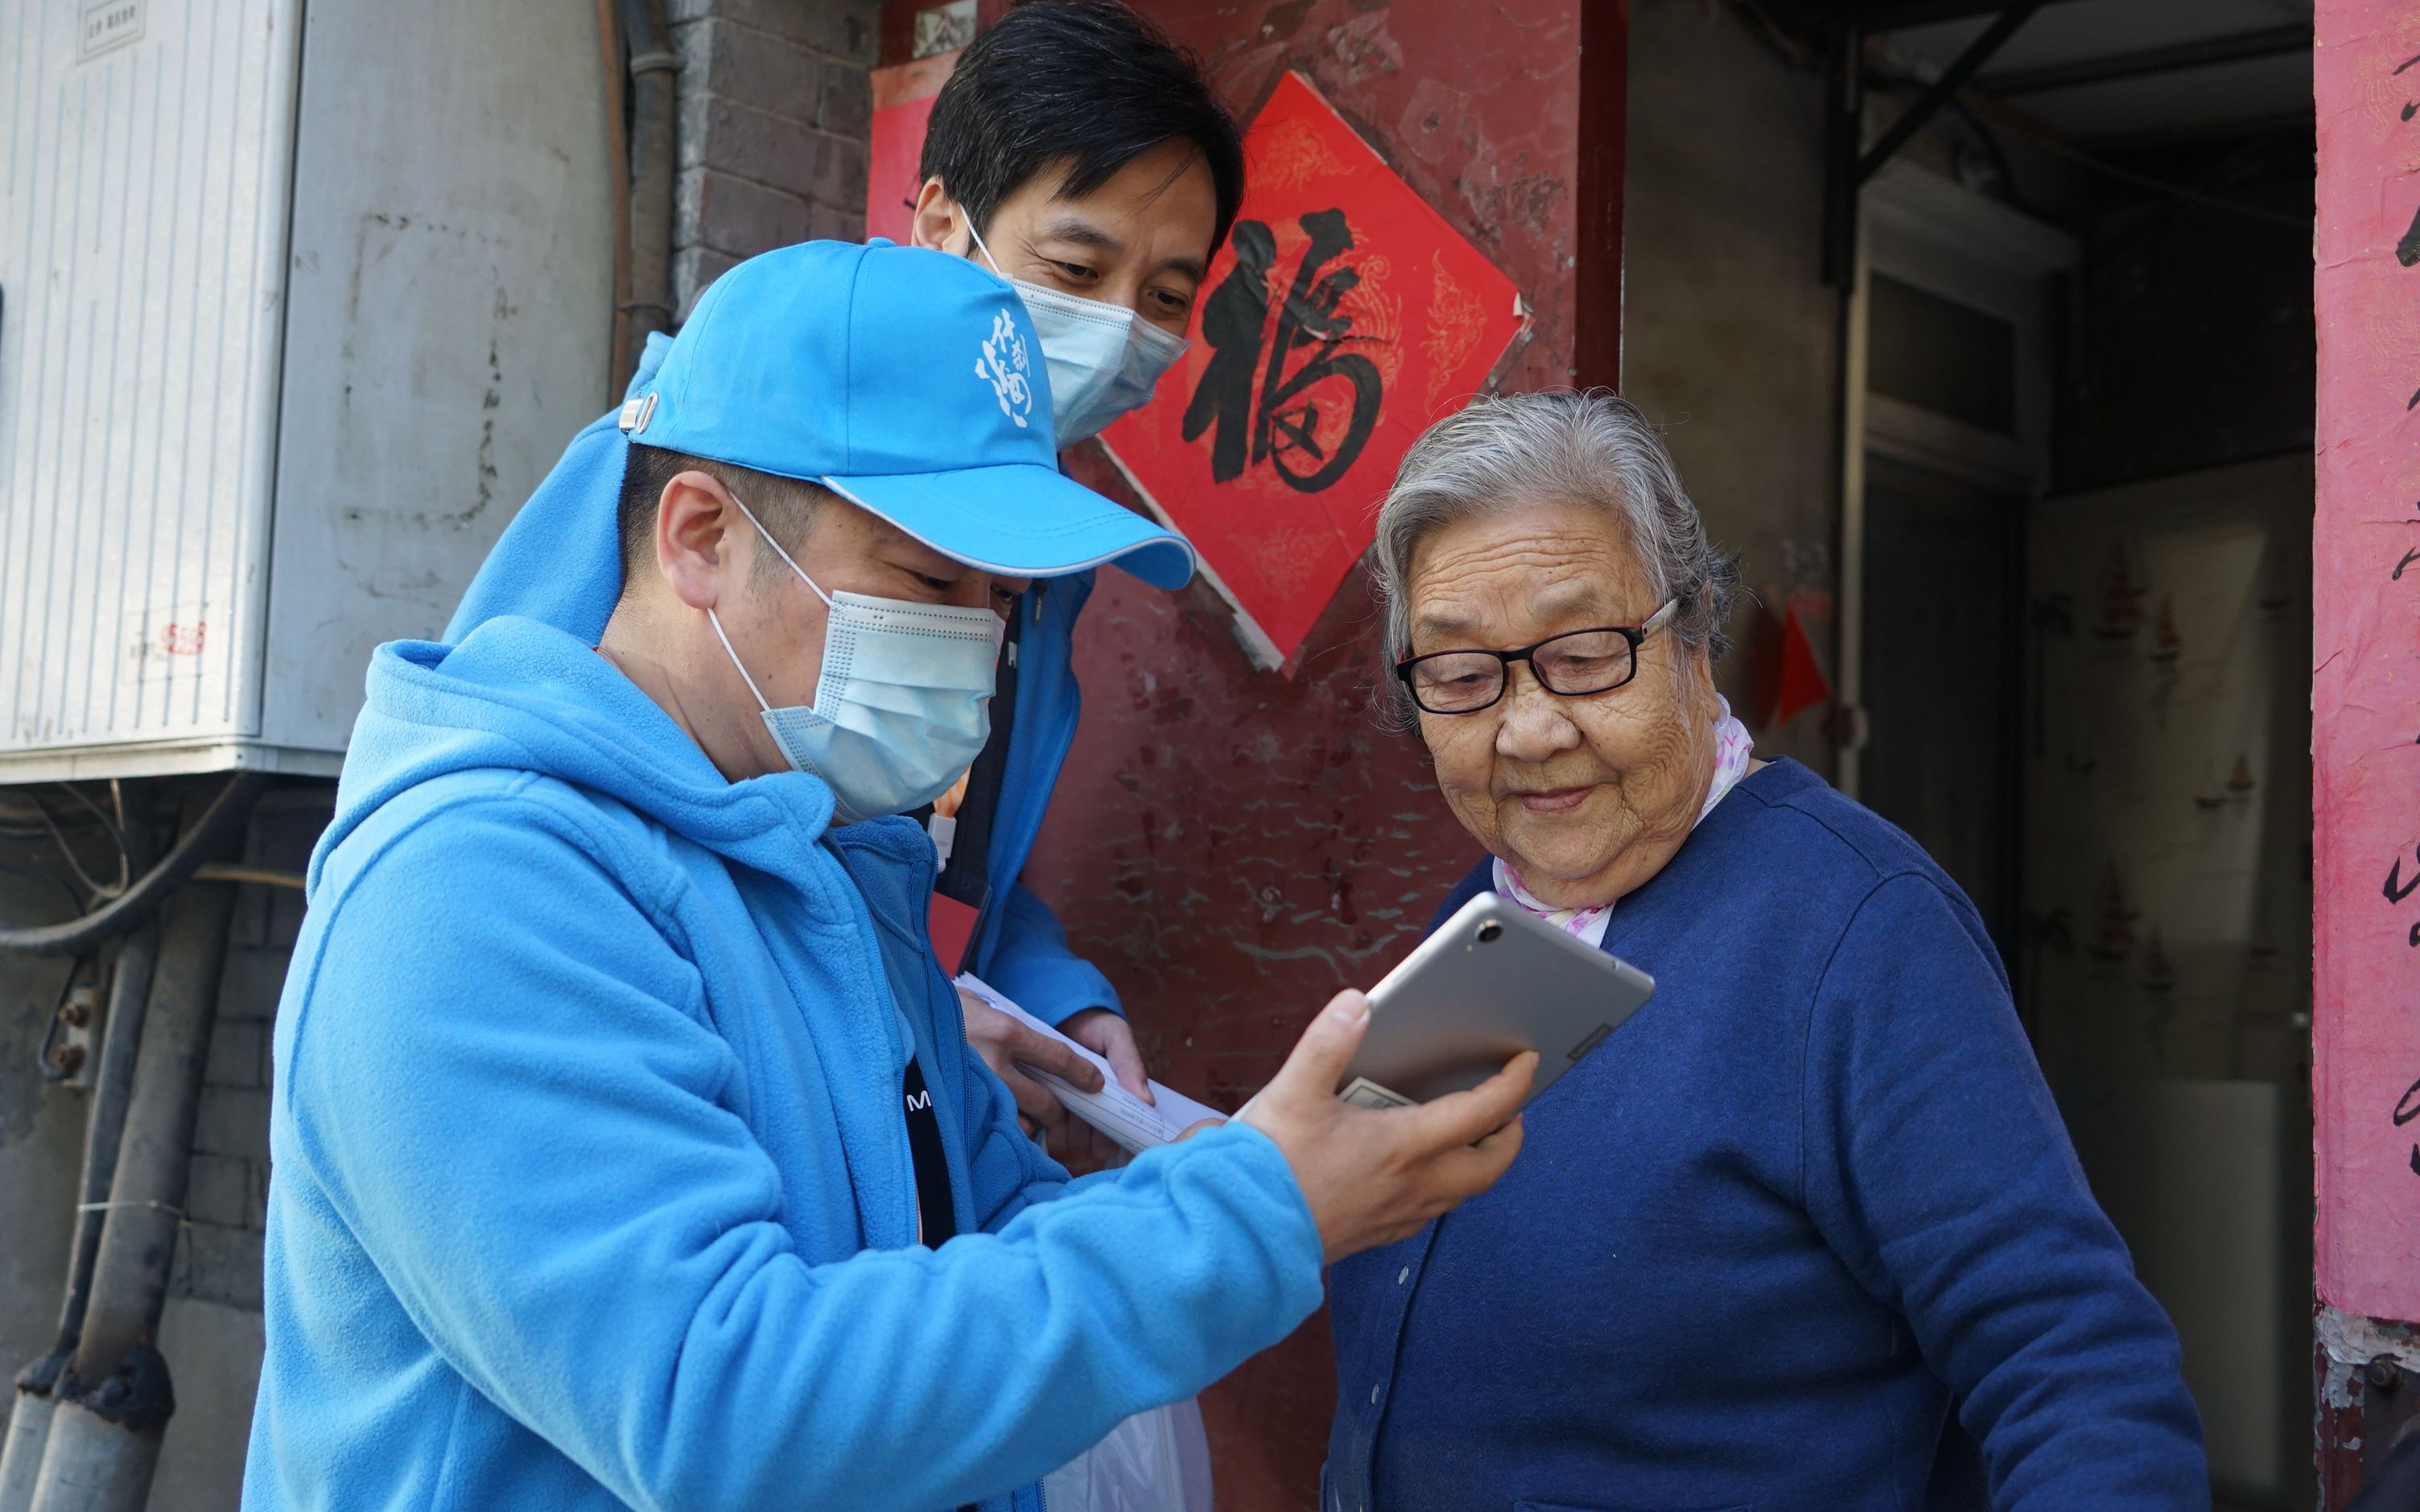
[919,1,1245,257]
[616,443,831,594]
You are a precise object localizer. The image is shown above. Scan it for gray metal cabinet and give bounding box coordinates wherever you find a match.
[0,0,613,780]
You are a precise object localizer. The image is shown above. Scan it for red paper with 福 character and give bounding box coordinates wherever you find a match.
[1100,72,1527,669]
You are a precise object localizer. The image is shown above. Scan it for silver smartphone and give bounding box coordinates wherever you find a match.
[1338,892,1655,1110]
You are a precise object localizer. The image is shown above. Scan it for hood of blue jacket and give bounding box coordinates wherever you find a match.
[313,612,841,896]
[394,331,843,888]
[442,335,670,647]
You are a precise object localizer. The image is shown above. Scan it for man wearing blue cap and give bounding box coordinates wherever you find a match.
[450,0,1242,1163]
[244,242,1532,1511]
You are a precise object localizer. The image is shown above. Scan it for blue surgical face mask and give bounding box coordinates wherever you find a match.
[970,224,1189,448]
[708,492,1004,825]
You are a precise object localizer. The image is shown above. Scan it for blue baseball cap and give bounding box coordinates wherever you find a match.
[618,239,1196,590]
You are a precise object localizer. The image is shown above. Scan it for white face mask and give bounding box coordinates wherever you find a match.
[970,224,1189,449]
[708,492,1004,825]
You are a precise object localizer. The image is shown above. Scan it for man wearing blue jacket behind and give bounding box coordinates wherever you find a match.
[245,243,1532,1511]
[450,1,1235,1162]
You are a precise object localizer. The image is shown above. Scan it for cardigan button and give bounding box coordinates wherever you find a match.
[1370,1383,1382,1404]
[1396,1266,1409,1285]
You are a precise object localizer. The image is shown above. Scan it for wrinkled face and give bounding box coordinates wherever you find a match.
[1404,497,1720,911]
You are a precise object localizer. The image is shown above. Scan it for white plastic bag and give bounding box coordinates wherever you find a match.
[1038,1396,1214,1512]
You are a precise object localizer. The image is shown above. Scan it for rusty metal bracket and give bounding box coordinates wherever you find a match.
[1855,5,2042,185]
[2319,1304,2420,1505]
[1820,2,2039,286]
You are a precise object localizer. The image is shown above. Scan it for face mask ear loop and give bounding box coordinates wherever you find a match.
[966,220,1004,277]
[725,489,835,608]
[707,608,775,715]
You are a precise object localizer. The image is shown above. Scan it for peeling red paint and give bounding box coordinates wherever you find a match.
[2319,1331,2366,1511]
[2317,1305,2420,1506]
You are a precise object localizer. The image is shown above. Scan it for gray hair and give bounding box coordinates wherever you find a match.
[1371,389,1738,686]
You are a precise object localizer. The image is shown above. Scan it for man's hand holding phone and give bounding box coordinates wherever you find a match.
[1241,990,1535,1263]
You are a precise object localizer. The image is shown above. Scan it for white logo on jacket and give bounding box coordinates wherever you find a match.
[974,307,1034,429]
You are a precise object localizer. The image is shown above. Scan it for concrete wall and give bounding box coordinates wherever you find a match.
[1619,0,1843,775]
[145,1300,265,1512]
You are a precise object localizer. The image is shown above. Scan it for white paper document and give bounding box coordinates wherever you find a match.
[954,974,1226,1153]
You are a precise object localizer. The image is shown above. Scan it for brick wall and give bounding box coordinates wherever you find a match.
[167,795,327,1316]
[668,0,882,319]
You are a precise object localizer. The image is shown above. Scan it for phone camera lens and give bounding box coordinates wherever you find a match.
[1476,921,1503,944]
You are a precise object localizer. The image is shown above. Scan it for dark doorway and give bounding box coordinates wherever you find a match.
[1857,453,2024,970]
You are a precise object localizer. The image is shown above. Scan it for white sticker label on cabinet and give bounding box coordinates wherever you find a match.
[123,603,215,685]
[79,0,143,60]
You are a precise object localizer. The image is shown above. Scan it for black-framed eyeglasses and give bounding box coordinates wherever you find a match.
[1394,600,1679,715]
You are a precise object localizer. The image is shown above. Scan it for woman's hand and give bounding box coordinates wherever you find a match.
[1240,990,1534,1263]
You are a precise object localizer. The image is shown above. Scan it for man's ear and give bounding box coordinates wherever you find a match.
[654,471,740,612]
[910,176,967,254]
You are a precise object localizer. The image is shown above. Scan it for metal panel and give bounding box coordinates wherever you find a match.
[0,0,303,761]
[259,0,612,752]
[0,736,340,785]
[0,0,610,778]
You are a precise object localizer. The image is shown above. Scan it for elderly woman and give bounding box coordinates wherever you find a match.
[1321,392,2206,1510]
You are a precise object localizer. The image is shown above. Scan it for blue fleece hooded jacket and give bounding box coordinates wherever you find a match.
[242,614,1323,1511]
[445,335,1115,1023]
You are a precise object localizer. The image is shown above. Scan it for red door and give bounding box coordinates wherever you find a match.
[876,3,1627,1501]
